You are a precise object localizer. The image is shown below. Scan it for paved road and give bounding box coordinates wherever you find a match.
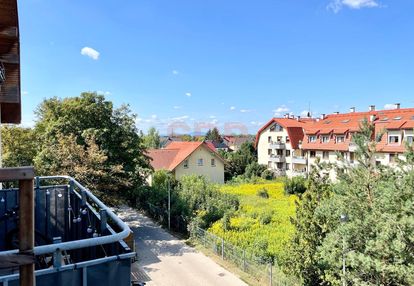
[116,206,248,286]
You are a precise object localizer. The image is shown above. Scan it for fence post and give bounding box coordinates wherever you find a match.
[243,250,246,271]
[269,262,273,286]
[221,238,224,260]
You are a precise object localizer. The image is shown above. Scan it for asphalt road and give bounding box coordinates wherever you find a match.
[116,206,248,286]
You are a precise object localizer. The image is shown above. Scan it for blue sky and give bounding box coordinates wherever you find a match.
[19,0,414,134]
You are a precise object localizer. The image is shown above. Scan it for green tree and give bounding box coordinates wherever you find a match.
[285,160,332,284]
[224,141,257,180]
[244,161,267,179]
[316,121,414,285]
[1,126,37,167]
[205,127,222,142]
[143,127,161,149]
[34,92,151,196]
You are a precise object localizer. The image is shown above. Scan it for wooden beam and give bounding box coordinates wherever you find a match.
[19,178,35,286]
[0,85,20,103]
[0,52,19,64]
[0,253,35,268]
[0,167,35,181]
[0,26,18,38]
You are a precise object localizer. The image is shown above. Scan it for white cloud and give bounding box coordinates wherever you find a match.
[22,91,28,96]
[273,105,290,117]
[328,0,380,13]
[97,90,111,96]
[209,115,216,119]
[250,121,264,127]
[185,92,192,97]
[384,103,397,110]
[172,70,179,75]
[230,106,236,111]
[240,109,252,113]
[173,105,181,109]
[81,47,100,60]
[151,114,158,119]
[171,115,189,122]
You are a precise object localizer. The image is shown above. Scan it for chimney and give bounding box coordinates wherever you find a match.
[334,111,340,115]
[296,116,301,121]
[284,113,289,119]
[395,103,401,109]
[370,114,376,122]
[320,114,326,120]
[350,107,356,113]
[369,105,375,112]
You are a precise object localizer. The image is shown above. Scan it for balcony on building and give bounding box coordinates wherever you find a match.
[291,169,307,177]
[292,156,307,165]
[269,140,286,149]
[269,154,285,163]
[0,176,135,286]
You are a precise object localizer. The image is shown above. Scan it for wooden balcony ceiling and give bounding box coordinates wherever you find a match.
[0,0,21,124]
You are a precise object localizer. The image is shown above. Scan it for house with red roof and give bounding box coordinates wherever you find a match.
[256,104,414,179]
[147,141,225,184]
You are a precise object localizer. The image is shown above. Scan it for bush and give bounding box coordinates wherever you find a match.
[261,169,274,180]
[244,162,268,179]
[259,211,273,225]
[257,187,270,199]
[284,176,307,195]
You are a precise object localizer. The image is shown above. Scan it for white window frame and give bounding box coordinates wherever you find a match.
[197,158,204,166]
[309,136,317,143]
[183,160,189,169]
[388,135,400,144]
[321,135,330,143]
[336,136,345,143]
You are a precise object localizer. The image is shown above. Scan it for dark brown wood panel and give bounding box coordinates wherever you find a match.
[0,0,21,123]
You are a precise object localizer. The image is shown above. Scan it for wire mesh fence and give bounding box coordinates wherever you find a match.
[190,226,301,286]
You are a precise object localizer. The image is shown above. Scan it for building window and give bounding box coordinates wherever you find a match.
[198,158,204,166]
[321,136,330,143]
[277,163,284,170]
[277,149,283,156]
[268,161,272,168]
[336,136,345,143]
[277,136,283,142]
[286,150,291,157]
[286,136,290,143]
[323,151,329,159]
[286,163,290,170]
[389,154,396,163]
[211,158,216,167]
[406,136,413,144]
[309,136,317,143]
[310,151,316,158]
[183,160,189,168]
[268,136,272,143]
[268,149,272,155]
[350,152,355,163]
[388,136,400,144]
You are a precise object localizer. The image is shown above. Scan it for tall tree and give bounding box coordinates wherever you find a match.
[34,92,151,196]
[143,127,161,149]
[1,126,37,167]
[205,127,222,142]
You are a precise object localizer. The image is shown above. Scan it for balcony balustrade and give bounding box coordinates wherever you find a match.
[269,154,285,163]
[269,141,286,149]
[0,176,135,286]
[292,156,307,165]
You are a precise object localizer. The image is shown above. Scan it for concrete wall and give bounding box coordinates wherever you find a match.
[174,147,225,184]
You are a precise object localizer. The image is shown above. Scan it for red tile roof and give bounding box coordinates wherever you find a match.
[255,118,311,149]
[147,141,224,171]
[301,107,414,153]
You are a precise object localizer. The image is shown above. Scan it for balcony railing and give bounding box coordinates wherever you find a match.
[0,176,135,286]
[292,156,307,165]
[269,141,286,149]
[269,154,285,162]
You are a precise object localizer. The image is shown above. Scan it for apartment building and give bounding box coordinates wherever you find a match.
[256,104,414,179]
[255,117,310,177]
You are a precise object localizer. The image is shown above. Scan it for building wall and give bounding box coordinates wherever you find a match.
[174,147,225,184]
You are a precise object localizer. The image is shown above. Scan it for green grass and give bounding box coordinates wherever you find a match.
[209,181,297,262]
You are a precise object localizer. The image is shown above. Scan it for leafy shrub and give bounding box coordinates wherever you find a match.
[259,211,273,225]
[257,187,269,199]
[261,169,274,180]
[244,162,268,179]
[284,176,307,195]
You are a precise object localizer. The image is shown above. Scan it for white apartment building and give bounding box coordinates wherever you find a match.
[256,104,414,179]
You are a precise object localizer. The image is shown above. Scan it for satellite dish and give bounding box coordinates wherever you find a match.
[0,0,21,124]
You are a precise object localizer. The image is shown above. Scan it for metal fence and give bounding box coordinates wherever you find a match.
[190,226,301,286]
